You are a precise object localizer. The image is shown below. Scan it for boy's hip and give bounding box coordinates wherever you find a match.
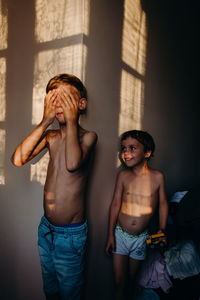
[39,215,88,235]
[38,215,88,256]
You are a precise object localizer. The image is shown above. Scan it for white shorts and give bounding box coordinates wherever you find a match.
[113,225,148,260]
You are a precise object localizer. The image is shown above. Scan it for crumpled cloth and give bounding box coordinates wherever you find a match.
[137,249,172,293]
[164,240,200,280]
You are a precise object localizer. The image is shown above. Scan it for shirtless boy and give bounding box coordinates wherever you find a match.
[11,74,97,300]
[105,130,168,300]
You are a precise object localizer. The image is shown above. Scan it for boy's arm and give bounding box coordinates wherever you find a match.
[11,90,57,166]
[105,172,123,255]
[59,86,97,172]
[158,173,168,232]
[65,121,97,171]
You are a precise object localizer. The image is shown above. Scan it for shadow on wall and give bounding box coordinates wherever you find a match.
[141,0,200,194]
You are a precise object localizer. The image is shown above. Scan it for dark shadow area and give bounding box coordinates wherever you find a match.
[139,1,200,299]
[141,0,200,194]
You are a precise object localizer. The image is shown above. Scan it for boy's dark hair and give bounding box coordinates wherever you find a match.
[120,130,155,160]
[46,73,87,99]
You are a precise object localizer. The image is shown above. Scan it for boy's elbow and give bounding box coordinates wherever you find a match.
[11,154,23,167]
[65,155,83,172]
[66,162,80,172]
[12,159,23,167]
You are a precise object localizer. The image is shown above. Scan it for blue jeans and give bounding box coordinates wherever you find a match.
[38,216,88,300]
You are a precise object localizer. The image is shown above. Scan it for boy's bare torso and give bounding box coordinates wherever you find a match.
[118,169,161,235]
[44,128,91,225]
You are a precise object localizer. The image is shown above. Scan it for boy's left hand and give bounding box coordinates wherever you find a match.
[157,229,166,234]
[57,85,80,122]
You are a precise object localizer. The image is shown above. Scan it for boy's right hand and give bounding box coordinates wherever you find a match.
[105,235,115,256]
[43,90,57,124]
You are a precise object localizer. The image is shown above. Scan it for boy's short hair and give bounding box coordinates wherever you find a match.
[120,130,155,160]
[46,73,87,99]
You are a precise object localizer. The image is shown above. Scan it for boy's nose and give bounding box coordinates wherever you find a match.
[124,149,130,154]
[55,100,61,107]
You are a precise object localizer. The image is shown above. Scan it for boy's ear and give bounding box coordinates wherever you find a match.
[144,150,152,159]
[79,98,87,111]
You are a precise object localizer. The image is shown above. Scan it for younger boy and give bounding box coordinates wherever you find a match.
[105,130,168,300]
[11,74,97,300]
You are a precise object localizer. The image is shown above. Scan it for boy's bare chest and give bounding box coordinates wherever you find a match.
[121,178,159,217]
[122,175,159,204]
[49,142,65,165]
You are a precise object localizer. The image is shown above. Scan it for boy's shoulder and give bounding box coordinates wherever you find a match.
[80,129,98,146]
[45,129,63,146]
[149,168,165,182]
[117,168,132,180]
[46,129,60,139]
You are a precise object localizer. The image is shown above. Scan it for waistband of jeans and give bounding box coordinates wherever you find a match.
[41,215,87,232]
[116,225,148,238]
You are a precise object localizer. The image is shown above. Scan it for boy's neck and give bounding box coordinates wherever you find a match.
[131,160,149,175]
[59,121,81,135]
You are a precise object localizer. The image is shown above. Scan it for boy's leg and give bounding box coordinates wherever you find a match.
[38,219,60,297]
[128,232,148,299]
[113,253,128,300]
[129,257,141,279]
[128,258,141,299]
[54,223,88,300]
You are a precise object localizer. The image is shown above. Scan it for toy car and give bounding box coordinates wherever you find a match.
[146,232,167,248]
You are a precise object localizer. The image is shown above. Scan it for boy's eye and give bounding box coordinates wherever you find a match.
[121,146,126,152]
[130,146,136,151]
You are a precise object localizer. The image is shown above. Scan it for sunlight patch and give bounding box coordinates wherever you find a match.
[35,0,90,42]
[122,0,147,75]
[119,70,144,135]
[0,0,8,50]
[30,152,49,186]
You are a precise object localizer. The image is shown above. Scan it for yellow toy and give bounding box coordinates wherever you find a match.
[146,232,167,248]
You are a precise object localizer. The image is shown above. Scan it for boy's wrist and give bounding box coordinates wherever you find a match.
[108,230,115,237]
[158,228,166,234]
[40,118,52,128]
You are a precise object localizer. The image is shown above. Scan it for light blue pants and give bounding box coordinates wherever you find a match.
[38,216,87,300]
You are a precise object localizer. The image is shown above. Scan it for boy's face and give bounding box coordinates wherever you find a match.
[120,136,150,168]
[54,84,87,123]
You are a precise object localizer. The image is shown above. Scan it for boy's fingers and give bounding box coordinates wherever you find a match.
[105,247,111,256]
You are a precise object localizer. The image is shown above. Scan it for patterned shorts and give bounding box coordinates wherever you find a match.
[113,225,148,260]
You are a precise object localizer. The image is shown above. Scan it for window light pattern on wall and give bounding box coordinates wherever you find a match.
[35,0,89,42]
[119,0,147,136]
[120,70,144,134]
[0,0,8,50]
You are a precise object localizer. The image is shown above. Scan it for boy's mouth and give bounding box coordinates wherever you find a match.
[124,157,132,162]
[56,112,63,116]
